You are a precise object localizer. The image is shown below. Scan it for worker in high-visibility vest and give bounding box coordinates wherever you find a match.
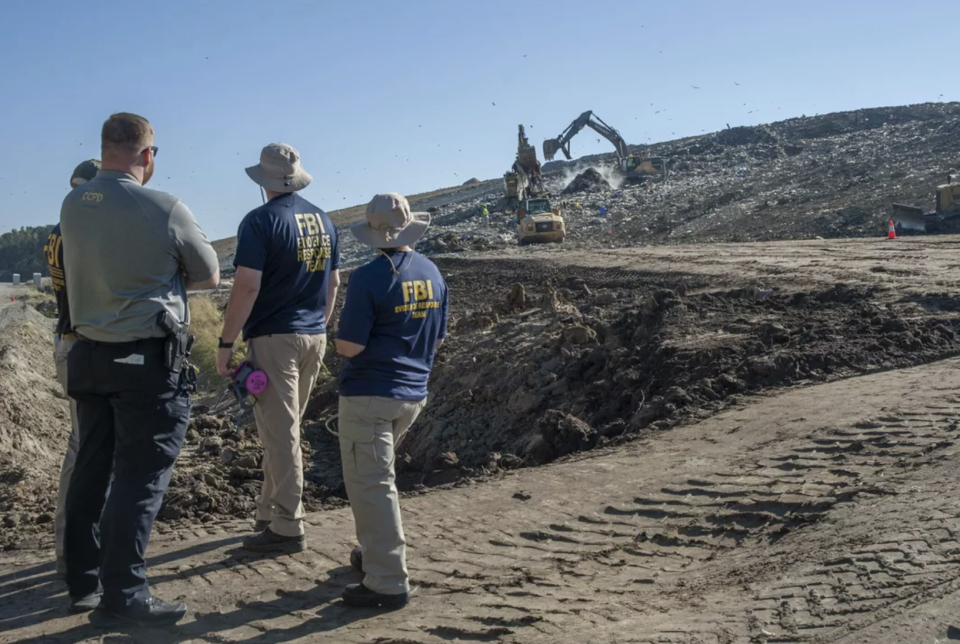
[481,203,489,226]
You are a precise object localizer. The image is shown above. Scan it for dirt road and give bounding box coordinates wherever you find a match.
[5,237,960,642]
[470,235,960,293]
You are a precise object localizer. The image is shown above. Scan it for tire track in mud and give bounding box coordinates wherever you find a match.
[459,397,960,642]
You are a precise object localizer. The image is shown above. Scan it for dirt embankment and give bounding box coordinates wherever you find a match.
[0,302,70,543]
[387,257,960,481]
[6,236,960,547]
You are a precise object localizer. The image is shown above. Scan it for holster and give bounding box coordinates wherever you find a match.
[157,311,195,374]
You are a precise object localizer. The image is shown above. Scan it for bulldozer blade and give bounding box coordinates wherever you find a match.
[891,203,930,232]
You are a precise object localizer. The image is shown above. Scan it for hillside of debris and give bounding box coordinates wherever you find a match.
[205,103,960,273]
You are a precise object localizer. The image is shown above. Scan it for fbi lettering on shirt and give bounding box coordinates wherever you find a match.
[396,280,440,319]
[294,213,332,272]
[43,231,65,294]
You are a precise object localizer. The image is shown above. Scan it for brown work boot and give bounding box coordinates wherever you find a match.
[242,527,305,553]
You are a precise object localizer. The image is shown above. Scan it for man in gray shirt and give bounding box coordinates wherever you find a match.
[60,112,219,626]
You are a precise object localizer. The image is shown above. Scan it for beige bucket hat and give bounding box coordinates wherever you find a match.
[350,193,430,249]
[245,143,312,193]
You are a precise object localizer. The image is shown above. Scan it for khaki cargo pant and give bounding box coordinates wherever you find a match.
[53,334,80,560]
[248,333,327,537]
[339,395,427,595]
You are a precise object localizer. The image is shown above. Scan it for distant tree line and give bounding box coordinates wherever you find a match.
[0,225,54,282]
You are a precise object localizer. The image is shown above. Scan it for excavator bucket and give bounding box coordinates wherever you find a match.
[543,138,561,162]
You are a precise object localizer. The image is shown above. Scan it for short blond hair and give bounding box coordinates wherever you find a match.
[101,112,154,153]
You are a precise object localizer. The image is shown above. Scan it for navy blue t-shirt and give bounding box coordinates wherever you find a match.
[234,193,340,340]
[338,251,448,400]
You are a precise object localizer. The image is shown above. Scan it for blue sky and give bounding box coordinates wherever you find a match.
[0,0,953,240]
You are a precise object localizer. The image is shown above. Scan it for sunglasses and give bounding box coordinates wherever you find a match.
[140,145,159,157]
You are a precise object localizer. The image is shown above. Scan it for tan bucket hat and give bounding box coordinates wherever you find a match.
[350,193,430,249]
[245,143,312,193]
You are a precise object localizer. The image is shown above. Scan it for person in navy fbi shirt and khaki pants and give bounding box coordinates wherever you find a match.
[334,193,449,609]
[217,143,340,553]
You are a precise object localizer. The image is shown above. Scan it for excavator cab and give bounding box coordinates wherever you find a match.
[622,155,667,182]
[935,179,960,214]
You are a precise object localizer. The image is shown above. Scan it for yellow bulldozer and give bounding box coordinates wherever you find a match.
[891,173,960,234]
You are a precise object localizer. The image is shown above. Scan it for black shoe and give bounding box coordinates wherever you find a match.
[342,583,408,609]
[69,591,102,613]
[253,519,270,532]
[350,546,363,572]
[89,596,187,627]
[241,527,305,553]
[56,556,67,579]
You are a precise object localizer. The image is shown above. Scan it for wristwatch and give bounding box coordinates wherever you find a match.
[218,337,234,349]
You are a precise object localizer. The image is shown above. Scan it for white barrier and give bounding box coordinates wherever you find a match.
[33,273,41,289]
[12,274,19,286]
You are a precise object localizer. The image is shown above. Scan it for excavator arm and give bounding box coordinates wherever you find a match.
[543,111,629,161]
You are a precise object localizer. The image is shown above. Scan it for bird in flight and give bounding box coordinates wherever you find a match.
[734,81,740,86]
[492,102,496,106]
[692,85,700,90]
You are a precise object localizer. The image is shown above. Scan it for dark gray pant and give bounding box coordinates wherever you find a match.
[64,338,189,609]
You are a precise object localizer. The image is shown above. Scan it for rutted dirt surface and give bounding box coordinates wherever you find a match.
[6,357,960,642]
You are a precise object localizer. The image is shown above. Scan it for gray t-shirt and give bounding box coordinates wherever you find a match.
[60,170,218,342]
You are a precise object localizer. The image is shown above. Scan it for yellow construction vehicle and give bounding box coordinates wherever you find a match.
[517,197,565,246]
[503,125,546,211]
[891,173,960,233]
[543,110,667,183]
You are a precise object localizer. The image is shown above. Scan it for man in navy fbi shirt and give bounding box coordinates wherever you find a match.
[335,193,448,609]
[217,143,340,552]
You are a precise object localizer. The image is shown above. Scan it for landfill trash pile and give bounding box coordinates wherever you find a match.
[534,103,960,245]
[325,102,960,269]
[214,103,960,270]
[561,167,613,195]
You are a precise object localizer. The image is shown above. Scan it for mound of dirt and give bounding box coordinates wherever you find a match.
[372,258,960,487]
[562,168,612,195]
[158,410,348,528]
[462,178,481,186]
[0,302,70,547]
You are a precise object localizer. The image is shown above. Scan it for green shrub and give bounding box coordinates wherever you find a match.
[189,295,245,393]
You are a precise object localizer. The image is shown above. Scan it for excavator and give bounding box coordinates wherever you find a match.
[543,110,667,183]
[503,124,545,210]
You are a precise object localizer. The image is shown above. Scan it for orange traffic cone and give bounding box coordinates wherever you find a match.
[888,220,897,240]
